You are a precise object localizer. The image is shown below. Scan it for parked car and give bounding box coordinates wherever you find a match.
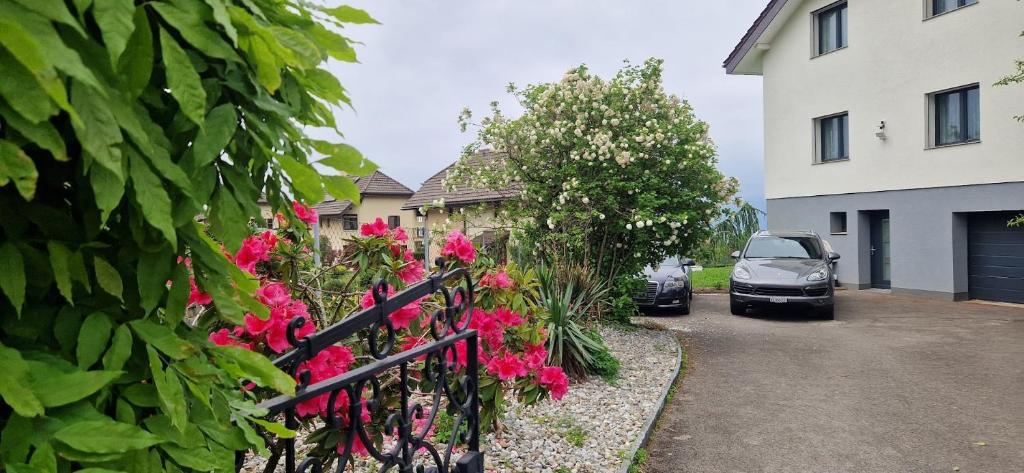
[729,231,840,319]
[635,256,696,314]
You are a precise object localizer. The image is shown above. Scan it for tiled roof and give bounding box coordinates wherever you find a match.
[314,170,413,217]
[356,170,415,196]
[402,150,518,210]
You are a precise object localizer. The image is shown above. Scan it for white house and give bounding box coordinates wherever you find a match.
[725,0,1024,303]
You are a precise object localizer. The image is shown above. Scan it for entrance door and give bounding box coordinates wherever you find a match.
[869,211,891,289]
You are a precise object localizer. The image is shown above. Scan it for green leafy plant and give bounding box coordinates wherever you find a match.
[0,1,379,471]
[585,330,621,384]
[537,264,608,378]
[692,201,763,267]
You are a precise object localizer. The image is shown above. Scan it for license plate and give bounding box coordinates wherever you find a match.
[769,297,788,303]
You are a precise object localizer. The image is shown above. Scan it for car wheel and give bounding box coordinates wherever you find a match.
[729,297,745,316]
[680,291,691,315]
[818,305,835,320]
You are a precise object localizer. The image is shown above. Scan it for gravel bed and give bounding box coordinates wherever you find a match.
[241,326,678,473]
[483,326,678,473]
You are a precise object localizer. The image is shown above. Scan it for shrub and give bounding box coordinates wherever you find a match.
[537,264,608,378]
[585,330,621,384]
[0,1,380,470]
[450,59,737,319]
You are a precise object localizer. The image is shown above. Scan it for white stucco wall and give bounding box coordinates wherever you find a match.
[761,0,1024,199]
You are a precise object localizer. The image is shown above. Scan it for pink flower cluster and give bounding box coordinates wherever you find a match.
[292,201,318,226]
[441,230,476,264]
[360,284,424,330]
[235,231,279,274]
[479,270,514,290]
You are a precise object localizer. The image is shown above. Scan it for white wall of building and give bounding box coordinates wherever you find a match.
[761,0,1024,199]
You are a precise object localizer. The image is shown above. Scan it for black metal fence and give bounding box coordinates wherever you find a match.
[239,262,483,473]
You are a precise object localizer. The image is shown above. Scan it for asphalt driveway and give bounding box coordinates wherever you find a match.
[640,290,1024,473]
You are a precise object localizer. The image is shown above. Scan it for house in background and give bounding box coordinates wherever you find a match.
[725,0,1024,303]
[403,150,517,261]
[315,170,416,251]
[257,170,416,252]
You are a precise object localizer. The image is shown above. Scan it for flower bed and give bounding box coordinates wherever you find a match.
[484,327,679,473]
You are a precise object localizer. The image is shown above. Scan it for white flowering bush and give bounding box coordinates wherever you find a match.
[449,59,736,319]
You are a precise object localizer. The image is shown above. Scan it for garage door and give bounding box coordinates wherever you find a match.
[968,211,1024,304]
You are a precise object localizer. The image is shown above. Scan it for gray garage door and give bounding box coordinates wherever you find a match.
[968,211,1024,304]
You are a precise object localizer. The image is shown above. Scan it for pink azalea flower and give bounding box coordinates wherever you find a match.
[188,277,212,306]
[469,309,504,348]
[292,201,318,226]
[440,231,476,264]
[486,353,527,381]
[538,366,569,400]
[397,258,426,284]
[480,270,514,290]
[360,285,423,329]
[244,310,274,336]
[256,282,291,308]
[492,307,524,327]
[234,234,273,274]
[393,227,409,243]
[524,343,548,370]
[360,217,390,237]
[208,329,250,349]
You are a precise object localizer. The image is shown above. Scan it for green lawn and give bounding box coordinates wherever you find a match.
[691,265,732,290]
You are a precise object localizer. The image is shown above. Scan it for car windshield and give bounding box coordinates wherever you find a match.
[659,256,680,267]
[744,236,823,259]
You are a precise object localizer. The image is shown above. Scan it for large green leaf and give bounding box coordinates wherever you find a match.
[0,140,39,201]
[322,175,361,204]
[90,163,125,224]
[129,320,195,360]
[71,82,124,179]
[203,0,237,46]
[26,365,122,407]
[118,7,154,99]
[92,0,135,65]
[316,142,377,176]
[158,27,207,126]
[145,346,187,432]
[0,344,45,417]
[269,26,320,69]
[76,312,113,369]
[136,249,172,315]
[210,188,248,253]
[151,0,240,62]
[0,49,57,123]
[0,15,51,74]
[128,151,176,246]
[210,346,295,395]
[0,101,67,162]
[321,5,379,24]
[93,256,123,301]
[190,104,237,170]
[0,242,26,316]
[277,155,324,203]
[102,324,133,372]
[300,68,350,106]
[54,419,161,453]
[47,242,75,304]
[10,0,86,36]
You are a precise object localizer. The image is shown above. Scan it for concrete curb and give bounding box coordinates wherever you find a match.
[616,332,685,473]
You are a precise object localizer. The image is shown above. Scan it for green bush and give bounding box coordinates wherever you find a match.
[585,331,620,384]
[0,1,377,470]
[538,265,609,378]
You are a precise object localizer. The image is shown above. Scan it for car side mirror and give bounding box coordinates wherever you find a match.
[828,252,841,261]
[682,258,696,266]
[730,251,740,259]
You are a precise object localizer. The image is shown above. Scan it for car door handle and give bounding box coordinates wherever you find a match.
[870,246,877,255]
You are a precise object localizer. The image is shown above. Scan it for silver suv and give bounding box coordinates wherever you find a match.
[729,231,840,319]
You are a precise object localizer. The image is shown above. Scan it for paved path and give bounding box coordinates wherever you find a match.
[640,291,1024,473]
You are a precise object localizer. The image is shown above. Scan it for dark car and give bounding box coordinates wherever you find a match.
[729,231,840,319]
[635,256,696,314]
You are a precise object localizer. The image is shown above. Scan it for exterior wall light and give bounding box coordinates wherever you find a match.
[875,121,887,140]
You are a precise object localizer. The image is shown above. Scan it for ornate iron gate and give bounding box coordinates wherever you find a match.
[237,262,483,473]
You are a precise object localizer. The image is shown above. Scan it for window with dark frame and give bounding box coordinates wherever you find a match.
[342,214,358,231]
[387,215,400,230]
[816,2,848,55]
[830,212,848,234]
[934,85,980,146]
[931,0,977,17]
[819,113,849,162]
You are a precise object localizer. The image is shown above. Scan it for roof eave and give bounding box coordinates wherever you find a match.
[723,0,797,76]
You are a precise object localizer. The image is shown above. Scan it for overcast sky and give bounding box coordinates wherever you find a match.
[322,0,769,209]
